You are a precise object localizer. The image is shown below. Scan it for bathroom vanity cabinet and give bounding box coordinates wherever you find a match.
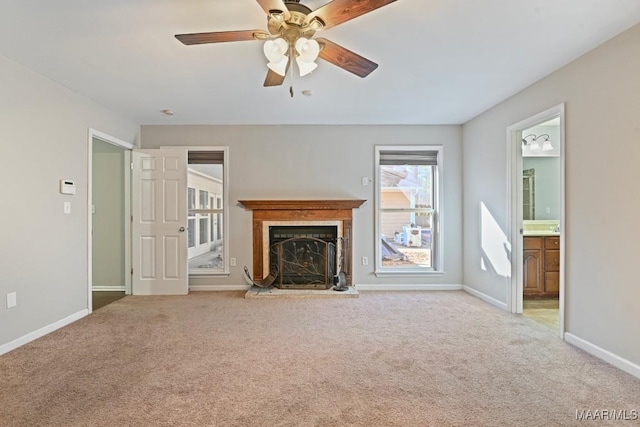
[524,236,560,298]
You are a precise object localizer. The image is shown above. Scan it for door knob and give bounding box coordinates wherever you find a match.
[179,227,185,232]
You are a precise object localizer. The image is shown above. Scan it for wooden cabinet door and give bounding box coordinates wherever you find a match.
[545,250,560,272]
[545,272,559,294]
[524,249,544,295]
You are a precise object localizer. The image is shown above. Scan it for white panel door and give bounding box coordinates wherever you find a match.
[132,149,188,295]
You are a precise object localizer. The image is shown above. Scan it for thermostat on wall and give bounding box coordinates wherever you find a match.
[59,179,76,195]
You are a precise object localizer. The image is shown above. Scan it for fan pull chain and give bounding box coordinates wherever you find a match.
[289,45,295,98]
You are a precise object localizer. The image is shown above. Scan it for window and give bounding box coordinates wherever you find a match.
[375,146,442,274]
[199,190,208,209]
[186,149,227,275]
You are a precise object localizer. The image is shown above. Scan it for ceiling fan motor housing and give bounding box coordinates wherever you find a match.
[268,2,317,40]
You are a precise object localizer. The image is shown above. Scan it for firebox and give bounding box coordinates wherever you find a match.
[269,225,338,289]
[238,199,366,289]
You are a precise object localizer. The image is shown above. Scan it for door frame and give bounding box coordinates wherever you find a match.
[506,103,566,339]
[87,128,135,312]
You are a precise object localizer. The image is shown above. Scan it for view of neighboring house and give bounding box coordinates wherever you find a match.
[187,165,224,271]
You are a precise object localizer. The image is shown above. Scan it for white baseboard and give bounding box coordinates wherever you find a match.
[189,284,250,292]
[356,284,463,291]
[462,286,509,311]
[564,333,640,380]
[92,286,126,292]
[0,309,88,356]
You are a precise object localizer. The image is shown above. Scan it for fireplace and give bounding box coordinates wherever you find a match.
[238,200,365,289]
[269,225,338,289]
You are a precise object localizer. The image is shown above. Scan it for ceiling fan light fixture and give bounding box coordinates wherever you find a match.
[296,57,318,76]
[263,38,289,63]
[295,38,320,62]
[267,56,290,76]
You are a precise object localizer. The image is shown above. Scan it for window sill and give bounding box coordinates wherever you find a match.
[189,270,230,277]
[374,270,444,278]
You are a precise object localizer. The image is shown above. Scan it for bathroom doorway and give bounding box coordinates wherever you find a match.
[507,104,565,339]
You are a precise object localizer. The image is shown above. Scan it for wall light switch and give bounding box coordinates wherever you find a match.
[64,202,71,214]
[7,292,17,309]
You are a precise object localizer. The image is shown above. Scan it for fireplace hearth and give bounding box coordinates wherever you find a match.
[239,199,365,289]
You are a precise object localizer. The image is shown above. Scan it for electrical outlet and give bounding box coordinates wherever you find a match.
[7,292,17,309]
[362,256,368,266]
[230,258,237,267]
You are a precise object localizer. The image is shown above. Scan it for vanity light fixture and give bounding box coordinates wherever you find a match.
[522,134,553,151]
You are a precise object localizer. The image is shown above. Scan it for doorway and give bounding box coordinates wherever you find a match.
[88,129,134,312]
[507,104,565,339]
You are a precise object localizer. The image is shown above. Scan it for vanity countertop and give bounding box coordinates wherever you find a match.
[523,220,560,236]
[523,230,559,236]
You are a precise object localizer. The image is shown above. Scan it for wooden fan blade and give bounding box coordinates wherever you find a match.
[306,0,397,30]
[264,69,286,87]
[175,30,268,45]
[316,38,378,78]
[256,0,291,20]
[263,60,291,87]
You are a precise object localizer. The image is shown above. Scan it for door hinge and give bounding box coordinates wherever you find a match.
[131,215,133,223]
[131,268,133,276]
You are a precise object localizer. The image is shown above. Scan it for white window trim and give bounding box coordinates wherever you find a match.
[374,145,444,276]
[162,146,230,277]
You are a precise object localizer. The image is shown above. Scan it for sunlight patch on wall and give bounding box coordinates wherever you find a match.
[480,202,511,278]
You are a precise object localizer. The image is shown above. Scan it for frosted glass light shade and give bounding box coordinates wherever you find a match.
[295,38,320,62]
[264,38,288,63]
[267,56,289,76]
[296,57,318,76]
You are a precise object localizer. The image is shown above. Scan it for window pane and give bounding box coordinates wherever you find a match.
[380,212,432,269]
[199,217,208,245]
[188,188,196,210]
[188,218,195,248]
[199,190,208,209]
[381,165,433,209]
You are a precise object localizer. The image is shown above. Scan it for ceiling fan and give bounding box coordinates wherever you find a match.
[175,0,397,88]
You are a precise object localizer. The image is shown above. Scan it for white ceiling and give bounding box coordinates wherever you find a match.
[1,0,640,125]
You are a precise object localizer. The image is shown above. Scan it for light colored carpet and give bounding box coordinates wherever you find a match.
[1,291,638,426]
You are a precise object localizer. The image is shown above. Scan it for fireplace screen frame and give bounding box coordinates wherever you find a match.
[262,221,343,280]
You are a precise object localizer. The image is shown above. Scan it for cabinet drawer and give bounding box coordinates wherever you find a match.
[545,250,560,271]
[545,237,560,249]
[524,236,543,249]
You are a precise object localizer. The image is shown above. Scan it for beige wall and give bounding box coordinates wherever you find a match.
[463,24,640,365]
[141,125,463,287]
[0,54,139,349]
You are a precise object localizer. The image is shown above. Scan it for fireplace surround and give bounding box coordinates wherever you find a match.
[239,200,365,288]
